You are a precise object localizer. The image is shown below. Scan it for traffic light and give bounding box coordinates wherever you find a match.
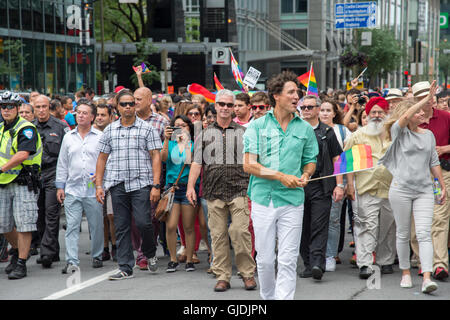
[101,61,109,74]
[108,55,116,73]
[172,61,178,79]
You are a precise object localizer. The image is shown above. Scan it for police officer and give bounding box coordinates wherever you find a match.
[0,91,42,279]
[32,95,69,268]
[298,95,344,281]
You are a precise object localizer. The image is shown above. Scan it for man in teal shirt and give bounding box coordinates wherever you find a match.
[243,71,318,300]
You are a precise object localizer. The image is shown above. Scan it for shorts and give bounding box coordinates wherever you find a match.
[164,183,198,206]
[0,183,38,233]
[103,190,114,216]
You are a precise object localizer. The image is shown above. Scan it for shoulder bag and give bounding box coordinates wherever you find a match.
[154,163,187,222]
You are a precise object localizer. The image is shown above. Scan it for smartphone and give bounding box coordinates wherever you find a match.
[167,126,181,130]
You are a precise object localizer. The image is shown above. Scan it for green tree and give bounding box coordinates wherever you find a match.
[340,29,405,87]
[0,39,29,89]
[439,39,450,90]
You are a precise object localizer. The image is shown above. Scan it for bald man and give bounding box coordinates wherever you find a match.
[132,87,169,270]
[32,95,69,268]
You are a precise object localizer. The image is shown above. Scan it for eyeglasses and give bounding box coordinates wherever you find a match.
[299,105,317,111]
[251,105,269,111]
[216,101,234,108]
[1,104,17,110]
[119,101,136,107]
[206,115,216,120]
[188,111,200,116]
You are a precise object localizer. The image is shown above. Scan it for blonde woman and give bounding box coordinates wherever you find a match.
[380,81,446,293]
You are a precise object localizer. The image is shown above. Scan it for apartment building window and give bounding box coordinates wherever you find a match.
[281,0,307,14]
[281,29,307,50]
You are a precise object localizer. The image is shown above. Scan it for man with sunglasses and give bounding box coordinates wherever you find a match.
[32,95,70,269]
[298,95,344,281]
[0,91,42,279]
[187,89,256,292]
[243,92,271,128]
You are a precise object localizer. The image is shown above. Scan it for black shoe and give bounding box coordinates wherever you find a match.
[381,264,394,274]
[111,245,117,262]
[29,247,39,256]
[92,258,103,268]
[299,269,312,278]
[5,253,18,274]
[37,255,59,264]
[185,262,196,272]
[40,255,53,268]
[359,266,374,279]
[61,263,78,274]
[102,249,111,261]
[8,263,26,280]
[166,261,179,273]
[312,266,323,280]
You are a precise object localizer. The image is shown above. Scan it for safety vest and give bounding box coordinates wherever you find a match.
[0,117,42,184]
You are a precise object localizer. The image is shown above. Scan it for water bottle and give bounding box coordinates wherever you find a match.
[87,173,95,189]
[433,178,442,205]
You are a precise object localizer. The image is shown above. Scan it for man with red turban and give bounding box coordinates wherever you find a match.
[344,96,397,279]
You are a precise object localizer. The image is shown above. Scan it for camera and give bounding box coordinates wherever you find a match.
[357,94,367,105]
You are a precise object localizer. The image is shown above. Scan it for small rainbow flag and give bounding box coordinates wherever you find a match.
[333,144,374,175]
[229,49,246,92]
[132,62,151,74]
[188,83,216,103]
[297,71,310,87]
[306,64,318,96]
[214,72,224,91]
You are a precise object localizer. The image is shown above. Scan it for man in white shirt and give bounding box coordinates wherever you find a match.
[55,99,104,273]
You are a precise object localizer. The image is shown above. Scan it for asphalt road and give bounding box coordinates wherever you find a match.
[0,216,449,301]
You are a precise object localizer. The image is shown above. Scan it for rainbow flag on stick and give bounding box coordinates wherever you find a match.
[188,83,216,103]
[307,144,375,182]
[229,48,247,92]
[214,72,225,91]
[333,144,374,175]
[306,63,318,96]
[297,71,310,87]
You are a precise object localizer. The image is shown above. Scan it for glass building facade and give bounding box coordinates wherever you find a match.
[0,0,95,94]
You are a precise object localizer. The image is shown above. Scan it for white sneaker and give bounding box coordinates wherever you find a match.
[422,280,438,294]
[325,257,336,272]
[400,274,413,288]
[177,245,185,255]
[147,256,158,273]
[199,240,208,251]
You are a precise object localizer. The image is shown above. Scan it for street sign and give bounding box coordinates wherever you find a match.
[212,47,230,65]
[361,31,372,46]
[440,13,448,29]
[335,2,377,29]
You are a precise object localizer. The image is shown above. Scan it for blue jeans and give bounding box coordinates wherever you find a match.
[326,198,343,258]
[64,194,104,266]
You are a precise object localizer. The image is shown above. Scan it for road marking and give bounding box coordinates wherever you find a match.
[42,268,120,300]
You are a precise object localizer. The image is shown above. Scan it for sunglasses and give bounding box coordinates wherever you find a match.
[1,104,17,110]
[119,101,136,107]
[251,105,269,111]
[188,111,200,116]
[300,105,317,111]
[216,101,234,108]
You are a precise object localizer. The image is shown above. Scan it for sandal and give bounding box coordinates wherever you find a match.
[192,253,200,264]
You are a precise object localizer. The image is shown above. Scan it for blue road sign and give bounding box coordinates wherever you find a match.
[335,2,377,29]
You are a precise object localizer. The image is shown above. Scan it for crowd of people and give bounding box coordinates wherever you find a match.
[0,68,449,300]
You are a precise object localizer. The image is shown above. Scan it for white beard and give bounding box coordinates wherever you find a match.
[365,117,386,136]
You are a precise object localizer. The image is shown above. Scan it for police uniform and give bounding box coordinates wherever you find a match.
[32,115,69,264]
[0,116,42,234]
[300,121,343,274]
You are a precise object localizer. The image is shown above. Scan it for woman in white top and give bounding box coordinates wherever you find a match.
[319,99,352,272]
[381,80,446,293]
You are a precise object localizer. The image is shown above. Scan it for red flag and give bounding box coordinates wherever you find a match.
[297,71,310,87]
[188,83,216,103]
[214,73,225,91]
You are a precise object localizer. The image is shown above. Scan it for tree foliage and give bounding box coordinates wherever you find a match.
[340,29,405,86]
[439,39,450,88]
[129,40,160,88]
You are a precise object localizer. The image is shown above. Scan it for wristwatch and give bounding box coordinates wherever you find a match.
[152,184,161,190]
[337,183,345,189]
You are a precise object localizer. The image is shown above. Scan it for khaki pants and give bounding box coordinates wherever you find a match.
[411,169,450,271]
[207,197,256,282]
[355,193,396,267]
